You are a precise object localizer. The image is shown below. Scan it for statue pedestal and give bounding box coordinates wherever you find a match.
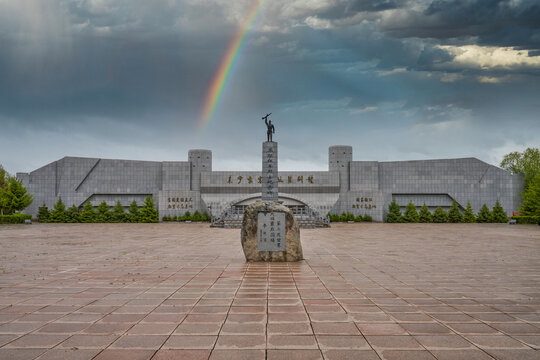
[241,201,302,262]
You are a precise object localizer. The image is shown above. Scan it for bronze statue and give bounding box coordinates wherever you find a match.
[263,113,275,142]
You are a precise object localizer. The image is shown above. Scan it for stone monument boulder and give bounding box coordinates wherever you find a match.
[241,201,303,262]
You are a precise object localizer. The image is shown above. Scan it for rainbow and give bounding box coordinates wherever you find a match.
[199,0,265,130]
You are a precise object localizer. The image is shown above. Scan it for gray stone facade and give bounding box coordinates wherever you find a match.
[17,146,523,222]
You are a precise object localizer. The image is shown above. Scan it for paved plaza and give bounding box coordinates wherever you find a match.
[0,223,539,360]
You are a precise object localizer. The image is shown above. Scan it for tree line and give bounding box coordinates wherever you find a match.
[386,200,508,223]
[37,196,159,223]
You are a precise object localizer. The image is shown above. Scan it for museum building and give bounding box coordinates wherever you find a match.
[17,146,523,224]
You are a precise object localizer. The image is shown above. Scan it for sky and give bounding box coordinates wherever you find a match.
[1,0,539,175]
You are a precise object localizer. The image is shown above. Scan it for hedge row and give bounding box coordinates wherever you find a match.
[328,212,373,222]
[0,214,32,224]
[511,216,540,224]
[162,211,210,222]
[386,200,509,223]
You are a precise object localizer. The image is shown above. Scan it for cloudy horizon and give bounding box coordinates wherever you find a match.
[1,0,539,175]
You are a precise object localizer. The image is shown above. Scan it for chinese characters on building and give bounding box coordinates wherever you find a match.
[167,197,193,209]
[257,212,286,251]
[352,197,377,210]
[226,175,315,184]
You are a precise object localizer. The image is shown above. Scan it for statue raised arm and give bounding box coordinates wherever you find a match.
[262,113,275,142]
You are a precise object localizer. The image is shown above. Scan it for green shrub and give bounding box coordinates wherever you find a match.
[80,202,96,223]
[66,205,80,223]
[111,201,127,223]
[363,214,372,222]
[354,214,363,222]
[192,210,202,221]
[329,213,340,222]
[172,215,178,221]
[96,201,111,223]
[128,201,140,223]
[37,204,50,223]
[448,200,463,223]
[139,195,158,223]
[418,203,432,223]
[403,201,419,223]
[183,211,191,221]
[0,214,32,224]
[162,216,170,222]
[511,216,540,224]
[477,204,492,223]
[202,212,210,222]
[463,201,476,223]
[491,200,508,223]
[386,200,402,223]
[520,173,540,216]
[345,212,355,222]
[432,206,448,223]
[49,197,67,223]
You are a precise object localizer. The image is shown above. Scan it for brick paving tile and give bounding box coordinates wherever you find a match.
[413,335,476,349]
[378,350,437,360]
[0,348,47,360]
[465,335,530,349]
[220,322,265,335]
[514,335,540,349]
[365,335,423,350]
[225,314,265,323]
[267,322,313,335]
[391,313,435,322]
[36,322,90,334]
[309,313,350,322]
[35,348,101,360]
[484,349,540,360]
[267,349,323,360]
[316,335,370,350]
[174,322,222,335]
[57,334,119,348]
[214,334,266,349]
[267,335,318,349]
[322,349,381,360]
[400,322,452,334]
[163,335,217,349]
[489,322,540,334]
[82,322,132,334]
[92,349,155,360]
[469,313,519,322]
[429,313,477,323]
[184,314,227,323]
[446,323,501,334]
[152,349,211,360]
[268,313,310,323]
[127,322,178,335]
[0,334,18,346]
[0,322,43,333]
[4,334,69,348]
[312,322,360,335]
[208,349,264,360]
[109,334,167,349]
[429,350,495,360]
[356,322,408,335]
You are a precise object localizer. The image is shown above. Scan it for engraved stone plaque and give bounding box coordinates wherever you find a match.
[257,212,286,251]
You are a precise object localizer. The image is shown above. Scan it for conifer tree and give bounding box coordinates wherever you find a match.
[476,204,492,223]
[386,200,402,223]
[139,196,158,223]
[66,205,80,223]
[403,201,419,222]
[463,201,476,223]
[192,210,202,222]
[80,202,96,223]
[128,201,140,223]
[519,173,540,216]
[432,206,448,223]
[49,197,67,223]
[96,201,110,222]
[37,204,50,223]
[418,203,432,223]
[491,200,508,223]
[111,201,126,223]
[183,211,191,221]
[448,200,463,223]
[6,177,33,214]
